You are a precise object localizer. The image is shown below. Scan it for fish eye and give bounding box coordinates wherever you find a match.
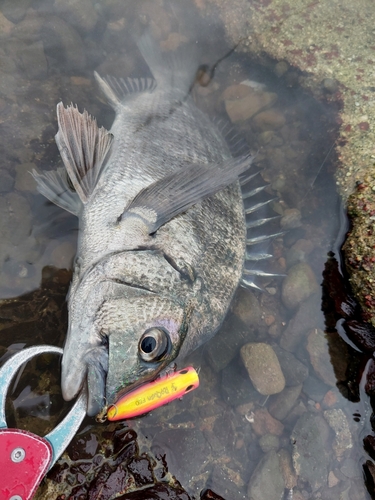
[139,328,169,362]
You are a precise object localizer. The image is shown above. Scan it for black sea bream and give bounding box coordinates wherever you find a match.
[33,37,278,415]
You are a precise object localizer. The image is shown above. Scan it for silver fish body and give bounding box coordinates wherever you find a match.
[33,38,261,415]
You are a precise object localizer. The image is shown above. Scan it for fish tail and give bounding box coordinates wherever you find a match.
[137,32,199,96]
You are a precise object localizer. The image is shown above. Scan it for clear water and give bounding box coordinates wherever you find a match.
[0,1,370,499]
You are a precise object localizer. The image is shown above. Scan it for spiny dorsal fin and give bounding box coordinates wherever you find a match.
[55,102,114,203]
[94,73,156,109]
[121,154,254,234]
[31,167,82,216]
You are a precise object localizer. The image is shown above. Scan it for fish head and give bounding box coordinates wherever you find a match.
[104,292,193,407]
[61,253,198,417]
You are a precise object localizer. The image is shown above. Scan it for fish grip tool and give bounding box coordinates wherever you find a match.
[0,345,87,500]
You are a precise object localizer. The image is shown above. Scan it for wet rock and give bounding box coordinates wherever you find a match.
[280,208,302,229]
[0,169,14,192]
[268,384,302,421]
[203,412,235,453]
[291,412,330,491]
[281,262,319,310]
[15,163,37,192]
[322,78,339,94]
[152,427,209,486]
[0,192,32,248]
[0,0,32,23]
[206,313,256,372]
[302,374,330,402]
[340,457,361,479]
[221,356,257,406]
[253,109,286,131]
[278,448,297,489]
[41,16,86,72]
[274,61,289,77]
[252,408,284,437]
[231,288,262,328]
[20,41,48,80]
[240,343,285,395]
[272,346,309,386]
[0,10,14,33]
[258,434,280,453]
[324,409,353,459]
[225,89,277,123]
[54,0,98,34]
[50,241,76,269]
[328,470,340,487]
[247,450,285,500]
[209,464,247,500]
[280,293,322,352]
[286,238,314,267]
[306,328,336,386]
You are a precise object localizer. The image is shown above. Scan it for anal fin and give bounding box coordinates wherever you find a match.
[31,167,82,216]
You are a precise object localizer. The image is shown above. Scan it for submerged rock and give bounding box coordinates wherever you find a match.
[291,412,330,491]
[247,450,285,500]
[281,262,319,310]
[240,342,285,396]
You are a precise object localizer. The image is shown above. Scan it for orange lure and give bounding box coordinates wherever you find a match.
[106,366,199,421]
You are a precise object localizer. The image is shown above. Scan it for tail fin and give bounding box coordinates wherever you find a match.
[137,32,199,96]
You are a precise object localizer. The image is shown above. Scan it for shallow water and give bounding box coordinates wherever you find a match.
[0,1,371,499]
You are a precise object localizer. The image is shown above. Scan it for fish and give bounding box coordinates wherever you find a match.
[33,36,280,416]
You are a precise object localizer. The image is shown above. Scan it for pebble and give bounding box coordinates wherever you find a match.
[206,313,256,372]
[231,287,262,327]
[272,346,309,386]
[15,163,37,192]
[281,262,319,310]
[291,412,330,491]
[252,408,284,436]
[54,0,98,34]
[278,448,297,489]
[0,9,14,33]
[41,16,86,72]
[286,238,314,267]
[302,374,330,402]
[340,458,361,479]
[0,0,31,23]
[247,450,285,500]
[258,434,280,453]
[253,109,286,131]
[323,78,339,94]
[268,384,303,421]
[324,409,353,459]
[274,61,289,77]
[0,169,14,192]
[328,470,340,487]
[280,208,302,229]
[280,293,322,352]
[240,343,285,395]
[306,328,336,386]
[221,357,258,407]
[50,241,76,270]
[225,89,277,123]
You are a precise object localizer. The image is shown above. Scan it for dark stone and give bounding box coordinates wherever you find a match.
[206,313,256,372]
[272,346,309,386]
[221,356,257,406]
[128,456,154,486]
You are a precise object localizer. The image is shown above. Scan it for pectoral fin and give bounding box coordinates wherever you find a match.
[121,154,254,234]
[55,102,114,203]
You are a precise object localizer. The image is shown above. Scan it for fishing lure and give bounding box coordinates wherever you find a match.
[105,366,199,421]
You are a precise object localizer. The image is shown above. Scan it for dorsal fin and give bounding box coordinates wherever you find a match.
[55,102,114,203]
[94,73,157,109]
